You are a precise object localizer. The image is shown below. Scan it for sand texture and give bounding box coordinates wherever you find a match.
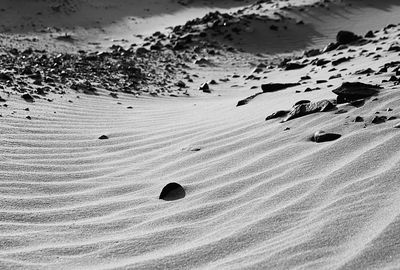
[1,0,400,269]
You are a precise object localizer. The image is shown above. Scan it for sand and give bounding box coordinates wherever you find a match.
[1,0,400,269]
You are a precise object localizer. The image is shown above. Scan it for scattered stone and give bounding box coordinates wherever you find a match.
[265,110,289,121]
[354,116,364,122]
[237,92,262,107]
[26,116,31,120]
[388,43,400,52]
[355,68,375,75]
[312,131,341,143]
[332,57,351,66]
[365,30,375,38]
[159,182,185,201]
[98,135,109,140]
[21,93,35,102]
[332,82,381,104]
[261,83,300,93]
[336,30,362,45]
[199,83,210,92]
[0,96,6,102]
[285,100,336,121]
[371,116,387,124]
[350,99,366,107]
[335,109,348,114]
[322,42,339,53]
[284,62,307,70]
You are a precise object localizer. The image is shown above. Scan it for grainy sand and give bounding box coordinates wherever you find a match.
[1,0,400,269]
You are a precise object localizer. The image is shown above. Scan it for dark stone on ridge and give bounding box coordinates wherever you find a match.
[261,83,300,93]
[285,100,335,121]
[312,131,341,143]
[21,93,35,102]
[159,182,185,201]
[332,82,381,104]
[265,110,289,121]
[336,30,362,45]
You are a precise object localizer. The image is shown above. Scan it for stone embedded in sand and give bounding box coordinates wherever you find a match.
[237,92,262,107]
[312,131,341,143]
[98,135,109,140]
[159,182,185,201]
[21,93,34,102]
[195,58,211,66]
[285,100,335,121]
[136,47,149,55]
[355,68,375,75]
[322,42,339,53]
[265,110,289,121]
[261,83,300,93]
[332,57,351,66]
[388,43,400,52]
[336,31,362,45]
[371,116,387,124]
[284,62,307,70]
[0,96,6,102]
[354,116,364,122]
[199,83,210,92]
[365,30,375,38]
[332,82,381,104]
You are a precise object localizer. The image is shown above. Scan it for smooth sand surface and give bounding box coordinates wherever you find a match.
[1,0,400,269]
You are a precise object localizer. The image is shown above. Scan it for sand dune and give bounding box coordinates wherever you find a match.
[1,0,400,269]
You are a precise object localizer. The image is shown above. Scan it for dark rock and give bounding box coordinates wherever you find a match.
[301,75,311,80]
[335,109,348,114]
[388,44,400,52]
[265,110,289,121]
[304,49,321,57]
[332,57,351,66]
[136,47,149,55]
[336,30,362,45]
[195,58,211,66]
[317,80,327,84]
[322,42,339,53]
[312,131,341,143]
[350,99,365,107]
[371,116,387,124]
[98,135,109,140]
[332,82,381,104]
[354,116,364,122]
[270,25,278,31]
[355,68,375,75]
[285,62,307,70]
[365,30,375,38]
[0,96,6,102]
[21,93,34,102]
[26,116,31,120]
[261,83,300,93]
[159,182,185,201]
[294,100,311,106]
[237,92,262,107]
[389,76,399,82]
[175,80,186,88]
[285,100,335,121]
[315,59,330,66]
[199,83,210,92]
